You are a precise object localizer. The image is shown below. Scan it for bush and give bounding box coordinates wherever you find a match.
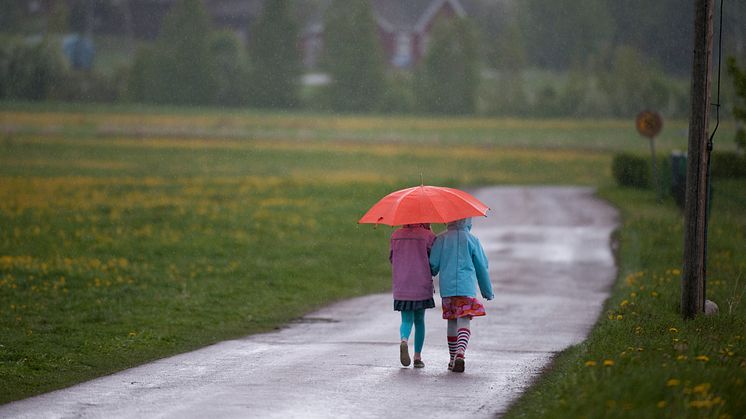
[0,38,66,101]
[612,153,650,188]
[378,73,415,114]
[50,70,125,103]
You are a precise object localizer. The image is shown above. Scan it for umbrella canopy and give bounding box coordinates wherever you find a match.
[358,185,489,226]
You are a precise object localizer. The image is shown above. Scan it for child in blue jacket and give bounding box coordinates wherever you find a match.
[429,218,493,373]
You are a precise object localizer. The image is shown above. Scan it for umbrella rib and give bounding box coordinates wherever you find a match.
[422,187,448,223]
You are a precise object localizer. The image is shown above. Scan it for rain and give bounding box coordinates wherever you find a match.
[1,1,745,417]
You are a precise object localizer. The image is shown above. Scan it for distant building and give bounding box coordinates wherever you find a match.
[302,0,467,69]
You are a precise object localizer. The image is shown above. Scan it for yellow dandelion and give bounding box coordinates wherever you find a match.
[620,300,629,307]
[666,379,681,387]
[672,269,681,275]
[651,291,659,297]
[669,327,678,333]
[616,315,623,321]
[693,383,710,394]
[695,355,710,362]
[603,359,615,367]
[676,355,688,361]
[689,399,714,409]
[657,401,667,408]
[585,360,597,367]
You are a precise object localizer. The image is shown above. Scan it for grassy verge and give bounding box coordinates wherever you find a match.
[504,180,746,418]
[0,111,610,403]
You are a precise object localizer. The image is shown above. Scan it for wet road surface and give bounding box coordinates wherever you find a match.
[1,186,618,418]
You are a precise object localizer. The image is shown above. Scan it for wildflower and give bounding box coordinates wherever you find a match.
[689,400,713,409]
[620,300,629,308]
[603,359,615,367]
[693,383,710,394]
[669,327,678,333]
[672,269,681,275]
[676,355,688,361]
[128,331,137,337]
[616,315,623,321]
[585,360,597,367]
[695,355,710,362]
[666,379,681,387]
[651,291,659,297]
[657,401,667,408]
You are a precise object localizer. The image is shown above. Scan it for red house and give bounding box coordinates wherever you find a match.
[302,0,467,69]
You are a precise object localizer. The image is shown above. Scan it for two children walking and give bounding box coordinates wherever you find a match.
[390,218,493,373]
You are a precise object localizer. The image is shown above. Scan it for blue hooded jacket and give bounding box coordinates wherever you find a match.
[429,218,494,299]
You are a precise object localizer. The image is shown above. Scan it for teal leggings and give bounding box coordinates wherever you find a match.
[400,309,426,353]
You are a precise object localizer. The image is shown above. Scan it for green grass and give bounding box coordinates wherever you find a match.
[504,181,746,418]
[1,101,738,152]
[1,105,744,414]
[0,107,612,403]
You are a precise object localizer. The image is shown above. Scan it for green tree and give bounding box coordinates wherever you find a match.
[212,30,250,107]
[127,45,162,103]
[598,46,670,117]
[727,56,746,151]
[415,17,479,115]
[129,0,215,105]
[0,0,25,34]
[486,21,528,116]
[249,0,301,108]
[605,0,692,75]
[518,0,614,70]
[323,0,386,112]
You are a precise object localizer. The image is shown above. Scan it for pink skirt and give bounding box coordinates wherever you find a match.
[441,296,486,320]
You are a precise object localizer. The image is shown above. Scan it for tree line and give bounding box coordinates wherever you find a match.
[1,0,744,119]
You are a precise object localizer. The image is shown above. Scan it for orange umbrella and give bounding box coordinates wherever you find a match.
[358,185,489,226]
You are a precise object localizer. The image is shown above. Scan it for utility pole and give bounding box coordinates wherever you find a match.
[682,0,715,319]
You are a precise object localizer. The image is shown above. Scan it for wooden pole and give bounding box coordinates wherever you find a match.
[682,0,714,319]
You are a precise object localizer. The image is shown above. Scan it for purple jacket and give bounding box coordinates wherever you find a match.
[389,225,436,301]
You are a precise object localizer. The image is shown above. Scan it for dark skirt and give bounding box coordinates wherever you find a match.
[394,298,436,311]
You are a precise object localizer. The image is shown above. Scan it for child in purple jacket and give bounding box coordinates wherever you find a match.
[390,223,436,368]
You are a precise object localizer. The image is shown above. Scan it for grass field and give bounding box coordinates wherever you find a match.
[0,106,611,403]
[1,105,744,416]
[1,102,738,151]
[505,183,746,418]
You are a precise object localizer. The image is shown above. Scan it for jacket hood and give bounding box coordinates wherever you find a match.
[446,218,472,231]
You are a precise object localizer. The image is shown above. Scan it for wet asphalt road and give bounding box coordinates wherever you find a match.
[1,186,618,419]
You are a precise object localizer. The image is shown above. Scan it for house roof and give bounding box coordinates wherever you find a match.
[373,0,466,33]
[302,0,467,35]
